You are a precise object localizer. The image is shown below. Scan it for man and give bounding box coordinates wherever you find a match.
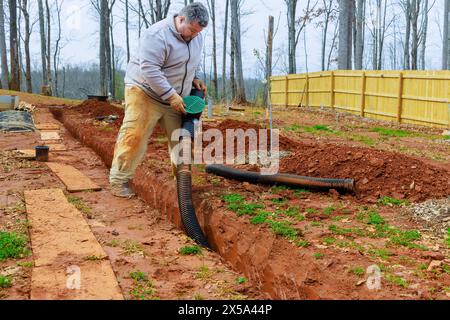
[109,2,209,198]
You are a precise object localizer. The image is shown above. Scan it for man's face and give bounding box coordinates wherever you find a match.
[178,16,204,40]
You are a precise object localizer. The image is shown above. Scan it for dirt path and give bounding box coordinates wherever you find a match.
[0,108,262,300]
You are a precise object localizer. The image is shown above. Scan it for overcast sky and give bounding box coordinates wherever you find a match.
[29,0,447,77]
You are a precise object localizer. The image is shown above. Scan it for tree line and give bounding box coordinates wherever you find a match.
[0,0,449,105]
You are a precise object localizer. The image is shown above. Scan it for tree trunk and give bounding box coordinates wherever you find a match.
[110,9,116,98]
[264,16,274,109]
[125,0,130,62]
[53,0,62,96]
[38,0,47,86]
[231,0,246,104]
[45,0,52,93]
[420,0,428,70]
[355,0,364,69]
[222,0,229,101]
[230,4,236,99]
[443,0,450,69]
[286,0,297,74]
[0,0,9,89]
[338,0,353,69]
[207,0,218,101]
[99,0,107,95]
[20,0,32,93]
[403,0,411,69]
[9,0,20,91]
[410,0,419,70]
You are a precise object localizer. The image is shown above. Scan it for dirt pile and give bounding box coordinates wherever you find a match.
[279,144,450,203]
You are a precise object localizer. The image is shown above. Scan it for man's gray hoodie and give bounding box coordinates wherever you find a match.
[125,15,203,105]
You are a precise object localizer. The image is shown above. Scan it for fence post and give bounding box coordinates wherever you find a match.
[306,73,310,108]
[285,75,289,108]
[397,72,404,123]
[330,71,335,109]
[360,72,366,117]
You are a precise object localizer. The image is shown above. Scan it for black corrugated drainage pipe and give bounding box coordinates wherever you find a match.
[205,165,356,193]
[176,90,210,248]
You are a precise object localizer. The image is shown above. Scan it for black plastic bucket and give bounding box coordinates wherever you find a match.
[35,146,49,162]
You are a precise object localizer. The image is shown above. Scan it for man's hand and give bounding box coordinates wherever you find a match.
[168,93,187,115]
[193,79,207,97]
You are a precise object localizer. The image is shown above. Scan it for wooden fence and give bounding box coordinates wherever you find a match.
[270,70,450,128]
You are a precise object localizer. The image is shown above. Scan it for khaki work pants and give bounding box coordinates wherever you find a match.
[109,86,181,185]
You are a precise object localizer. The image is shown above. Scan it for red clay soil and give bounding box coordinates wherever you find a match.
[49,101,450,300]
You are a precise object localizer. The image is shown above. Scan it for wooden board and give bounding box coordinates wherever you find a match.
[36,123,60,130]
[24,189,123,300]
[46,144,67,151]
[46,162,101,192]
[41,131,61,141]
[16,149,36,159]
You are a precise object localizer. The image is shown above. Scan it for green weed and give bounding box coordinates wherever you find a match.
[235,277,247,285]
[384,274,408,288]
[0,232,29,261]
[0,275,12,288]
[179,245,202,256]
[67,196,93,218]
[348,267,365,277]
[378,196,409,206]
[371,127,412,138]
[266,220,298,241]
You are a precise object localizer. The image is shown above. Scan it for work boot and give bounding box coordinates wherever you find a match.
[110,182,136,199]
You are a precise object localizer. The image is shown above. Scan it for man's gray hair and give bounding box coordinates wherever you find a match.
[179,2,209,27]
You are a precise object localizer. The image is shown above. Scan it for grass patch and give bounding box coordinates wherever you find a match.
[195,265,214,281]
[328,225,366,237]
[122,240,144,255]
[250,211,271,225]
[348,267,365,277]
[371,127,413,138]
[0,232,29,261]
[0,275,12,288]
[384,274,408,288]
[313,252,324,260]
[179,245,202,256]
[295,239,311,248]
[323,206,337,215]
[223,193,264,216]
[277,207,305,221]
[129,272,157,300]
[323,237,336,245]
[369,248,393,260]
[235,277,247,285]
[266,220,298,241]
[67,196,93,218]
[130,271,148,282]
[348,134,376,146]
[378,196,409,206]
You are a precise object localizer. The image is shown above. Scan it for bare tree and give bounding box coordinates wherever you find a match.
[402,0,411,69]
[410,0,420,70]
[338,0,353,69]
[317,0,338,71]
[444,0,450,69]
[37,0,48,88]
[284,0,316,74]
[9,0,20,91]
[0,0,9,89]
[230,0,246,104]
[45,0,52,92]
[53,0,63,96]
[125,0,130,62]
[19,0,32,92]
[222,0,229,100]
[264,15,274,108]
[355,0,365,69]
[206,0,218,101]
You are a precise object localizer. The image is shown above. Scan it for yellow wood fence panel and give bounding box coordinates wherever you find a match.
[271,70,450,128]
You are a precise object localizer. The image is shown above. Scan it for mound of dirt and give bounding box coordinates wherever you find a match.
[279,144,450,203]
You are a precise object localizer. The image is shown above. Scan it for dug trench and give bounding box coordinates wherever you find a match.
[49,101,450,300]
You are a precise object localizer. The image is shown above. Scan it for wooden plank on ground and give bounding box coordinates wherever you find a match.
[24,189,123,300]
[46,162,101,192]
[36,123,60,130]
[16,149,35,159]
[41,131,61,141]
[46,144,67,151]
